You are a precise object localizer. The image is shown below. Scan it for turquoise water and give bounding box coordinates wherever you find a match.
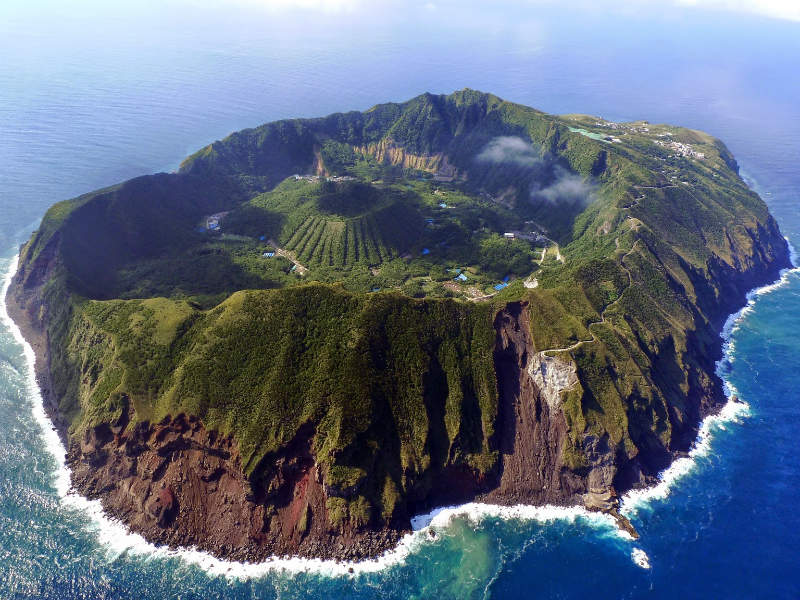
[1,2,799,597]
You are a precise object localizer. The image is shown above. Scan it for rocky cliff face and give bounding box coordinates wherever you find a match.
[483,302,585,506]
[69,409,402,561]
[354,139,461,181]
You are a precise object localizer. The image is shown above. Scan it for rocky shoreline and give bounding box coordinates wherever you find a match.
[5,229,791,563]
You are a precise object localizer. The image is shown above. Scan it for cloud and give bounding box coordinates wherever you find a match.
[518,0,800,22]
[210,0,364,13]
[532,166,596,206]
[476,136,541,167]
[174,0,800,22]
[672,0,800,22]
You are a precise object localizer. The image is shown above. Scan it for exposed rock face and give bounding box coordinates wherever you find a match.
[68,410,401,562]
[527,352,578,411]
[354,139,461,180]
[5,235,69,439]
[482,302,586,506]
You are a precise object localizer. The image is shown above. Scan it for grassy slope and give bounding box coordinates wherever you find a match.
[55,285,498,524]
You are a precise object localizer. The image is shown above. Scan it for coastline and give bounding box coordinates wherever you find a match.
[3,242,796,577]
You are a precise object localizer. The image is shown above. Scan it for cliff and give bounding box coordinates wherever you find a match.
[7,89,791,561]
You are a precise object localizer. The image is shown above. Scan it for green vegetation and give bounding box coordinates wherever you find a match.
[17,89,787,531]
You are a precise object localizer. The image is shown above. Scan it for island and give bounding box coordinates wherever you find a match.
[7,89,790,562]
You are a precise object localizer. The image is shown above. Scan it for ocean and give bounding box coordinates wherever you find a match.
[0,2,798,598]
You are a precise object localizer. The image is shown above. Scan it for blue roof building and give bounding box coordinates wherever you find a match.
[455,273,468,282]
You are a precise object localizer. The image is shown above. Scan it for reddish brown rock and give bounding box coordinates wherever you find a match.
[67,412,401,562]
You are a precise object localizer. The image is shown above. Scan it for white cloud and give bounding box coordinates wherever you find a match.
[176,0,800,22]
[674,0,800,21]
[213,0,363,13]
[175,0,800,22]
[525,0,800,22]
[532,166,596,206]
[477,136,541,166]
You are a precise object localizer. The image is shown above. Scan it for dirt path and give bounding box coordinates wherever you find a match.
[268,239,308,275]
[540,239,640,357]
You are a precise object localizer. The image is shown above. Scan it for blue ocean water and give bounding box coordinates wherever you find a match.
[0,2,798,597]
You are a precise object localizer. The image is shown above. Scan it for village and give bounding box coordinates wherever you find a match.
[577,118,707,161]
[292,174,357,183]
[192,171,569,303]
[652,138,706,160]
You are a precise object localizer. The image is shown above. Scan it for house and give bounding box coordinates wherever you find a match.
[494,283,508,291]
[263,252,275,258]
[421,248,430,255]
[205,211,230,231]
[439,202,447,208]
[504,232,515,239]
[455,273,468,282]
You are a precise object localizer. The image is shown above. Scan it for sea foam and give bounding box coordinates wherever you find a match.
[631,547,651,569]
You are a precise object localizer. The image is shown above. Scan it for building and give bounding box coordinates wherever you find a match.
[504,232,515,239]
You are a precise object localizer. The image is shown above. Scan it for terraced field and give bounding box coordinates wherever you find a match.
[282,202,423,267]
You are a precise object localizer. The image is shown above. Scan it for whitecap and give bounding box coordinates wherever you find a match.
[631,547,650,569]
[410,501,622,537]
